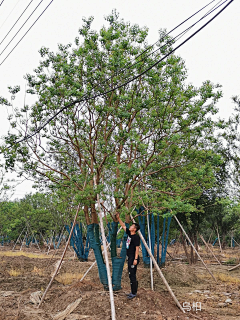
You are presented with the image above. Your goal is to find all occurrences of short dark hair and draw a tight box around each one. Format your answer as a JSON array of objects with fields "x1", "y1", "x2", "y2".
[{"x1": 133, "y1": 223, "x2": 140, "y2": 232}]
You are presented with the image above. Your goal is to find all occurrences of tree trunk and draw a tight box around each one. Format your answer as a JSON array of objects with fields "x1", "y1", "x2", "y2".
[
  {"x1": 110, "y1": 221, "x2": 128, "y2": 291},
  {"x1": 87, "y1": 223, "x2": 108, "y2": 289}
]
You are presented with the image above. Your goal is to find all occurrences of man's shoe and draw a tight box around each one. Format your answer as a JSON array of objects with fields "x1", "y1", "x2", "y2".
[{"x1": 127, "y1": 293, "x2": 136, "y2": 300}]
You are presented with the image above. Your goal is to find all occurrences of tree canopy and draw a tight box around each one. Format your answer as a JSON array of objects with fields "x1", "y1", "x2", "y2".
[{"x1": 1, "y1": 11, "x2": 239, "y2": 226}]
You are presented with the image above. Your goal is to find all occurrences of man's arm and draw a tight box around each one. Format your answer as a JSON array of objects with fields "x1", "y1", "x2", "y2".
[
  {"x1": 135, "y1": 246, "x2": 140, "y2": 260},
  {"x1": 115, "y1": 213, "x2": 126, "y2": 232},
  {"x1": 133, "y1": 246, "x2": 140, "y2": 265}
]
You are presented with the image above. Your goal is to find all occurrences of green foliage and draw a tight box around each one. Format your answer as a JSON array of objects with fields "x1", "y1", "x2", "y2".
[{"x1": 0, "y1": 192, "x2": 77, "y2": 240}]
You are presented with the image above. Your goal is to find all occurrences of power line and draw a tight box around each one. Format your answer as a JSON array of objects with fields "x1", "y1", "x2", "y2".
[
  {"x1": 1, "y1": 1, "x2": 220, "y2": 147},
  {"x1": 80, "y1": 0, "x2": 227, "y2": 107},
  {"x1": 0, "y1": 1, "x2": 53, "y2": 65},
  {"x1": 106, "y1": 0, "x2": 219, "y2": 82},
  {"x1": 0, "y1": 0, "x2": 5, "y2": 6},
  {"x1": 0, "y1": 0, "x2": 34, "y2": 46},
  {"x1": 125, "y1": 0, "x2": 227, "y2": 78},
  {"x1": 11, "y1": 0, "x2": 234, "y2": 144},
  {"x1": 0, "y1": 0, "x2": 44, "y2": 57},
  {"x1": 0, "y1": 0, "x2": 21, "y2": 30}
]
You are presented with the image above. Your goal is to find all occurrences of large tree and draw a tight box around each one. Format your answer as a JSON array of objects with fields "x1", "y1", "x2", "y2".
[{"x1": 1, "y1": 11, "x2": 230, "y2": 289}]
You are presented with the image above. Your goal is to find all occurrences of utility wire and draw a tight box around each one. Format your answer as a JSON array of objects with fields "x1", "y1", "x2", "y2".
[
  {"x1": 87, "y1": 0, "x2": 227, "y2": 98},
  {"x1": 0, "y1": 0, "x2": 34, "y2": 46},
  {"x1": 79, "y1": 0, "x2": 227, "y2": 108},
  {"x1": 0, "y1": 1, "x2": 53, "y2": 65},
  {"x1": 2, "y1": 0, "x2": 220, "y2": 143},
  {"x1": 0, "y1": 0, "x2": 5, "y2": 6},
  {"x1": 106, "y1": 0, "x2": 218, "y2": 81},
  {"x1": 0, "y1": 0, "x2": 44, "y2": 57},
  {"x1": 14, "y1": 0, "x2": 234, "y2": 143},
  {"x1": 0, "y1": 0, "x2": 21, "y2": 30},
  {"x1": 38, "y1": 1, "x2": 227, "y2": 110},
  {"x1": 117, "y1": 0, "x2": 227, "y2": 83}
]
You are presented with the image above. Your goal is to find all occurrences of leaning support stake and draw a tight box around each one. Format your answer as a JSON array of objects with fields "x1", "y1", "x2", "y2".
[
  {"x1": 228, "y1": 263, "x2": 240, "y2": 272},
  {"x1": 130, "y1": 214, "x2": 185, "y2": 313},
  {"x1": 216, "y1": 226, "x2": 222, "y2": 253},
  {"x1": 12, "y1": 227, "x2": 25, "y2": 251},
  {"x1": 38, "y1": 204, "x2": 81, "y2": 308},
  {"x1": 174, "y1": 216, "x2": 217, "y2": 282},
  {"x1": 199, "y1": 233, "x2": 221, "y2": 265},
  {"x1": 94, "y1": 177, "x2": 116, "y2": 320},
  {"x1": 147, "y1": 213, "x2": 154, "y2": 290}
]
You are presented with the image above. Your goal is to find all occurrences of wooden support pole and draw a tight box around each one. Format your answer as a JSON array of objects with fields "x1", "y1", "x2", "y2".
[
  {"x1": 216, "y1": 226, "x2": 222, "y2": 253},
  {"x1": 94, "y1": 177, "x2": 116, "y2": 320},
  {"x1": 130, "y1": 214, "x2": 185, "y2": 313},
  {"x1": 199, "y1": 234, "x2": 221, "y2": 265},
  {"x1": 147, "y1": 213, "x2": 154, "y2": 290},
  {"x1": 38, "y1": 204, "x2": 81, "y2": 308},
  {"x1": 12, "y1": 227, "x2": 25, "y2": 251},
  {"x1": 232, "y1": 238, "x2": 240, "y2": 247},
  {"x1": 207, "y1": 229, "x2": 213, "y2": 244},
  {"x1": 228, "y1": 263, "x2": 240, "y2": 271},
  {"x1": 20, "y1": 232, "x2": 27, "y2": 251},
  {"x1": 174, "y1": 216, "x2": 217, "y2": 282}
]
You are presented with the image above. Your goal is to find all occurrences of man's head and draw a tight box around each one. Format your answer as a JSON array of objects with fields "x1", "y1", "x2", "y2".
[{"x1": 129, "y1": 222, "x2": 140, "y2": 234}]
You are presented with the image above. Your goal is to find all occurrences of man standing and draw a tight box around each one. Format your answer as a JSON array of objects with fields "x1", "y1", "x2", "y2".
[{"x1": 116, "y1": 213, "x2": 140, "y2": 299}]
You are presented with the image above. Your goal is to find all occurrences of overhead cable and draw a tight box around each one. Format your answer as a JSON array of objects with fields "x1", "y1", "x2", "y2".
[
  {"x1": 108, "y1": 0, "x2": 218, "y2": 79},
  {"x1": 120, "y1": 0, "x2": 227, "y2": 80},
  {"x1": 0, "y1": 0, "x2": 34, "y2": 46},
  {"x1": 0, "y1": 0, "x2": 44, "y2": 57},
  {"x1": 0, "y1": 1, "x2": 54, "y2": 65},
  {"x1": 0, "y1": 0, "x2": 22, "y2": 31}
]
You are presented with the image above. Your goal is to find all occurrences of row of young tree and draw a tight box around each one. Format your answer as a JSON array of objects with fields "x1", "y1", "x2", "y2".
[
  {"x1": 1, "y1": 11, "x2": 240, "y2": 287},
  {"x1": 0, "y1": 191, "x2": 239, "y2": 247}
]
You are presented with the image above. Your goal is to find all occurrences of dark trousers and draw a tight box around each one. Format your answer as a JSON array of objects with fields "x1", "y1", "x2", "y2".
[{"x1": 127, "y1": 256, "x2": 139, "y2": 294}]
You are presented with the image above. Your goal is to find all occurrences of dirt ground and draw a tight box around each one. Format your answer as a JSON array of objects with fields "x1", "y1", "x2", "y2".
[{"x1": 0, "y1": 244, "x2": 240, "y2": 320}]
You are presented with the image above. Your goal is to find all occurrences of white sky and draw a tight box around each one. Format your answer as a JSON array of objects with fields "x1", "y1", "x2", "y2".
[{"x1": 0, "y1": 0, "x2": 239, "y2": 199}]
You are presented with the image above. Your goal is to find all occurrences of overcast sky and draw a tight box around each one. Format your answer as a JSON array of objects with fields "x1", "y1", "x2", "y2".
[{"x1": 0, "y1": 0, "x2": 238, "y2": 198}]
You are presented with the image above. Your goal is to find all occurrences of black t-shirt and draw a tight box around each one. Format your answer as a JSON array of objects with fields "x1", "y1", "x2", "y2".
[{"x1": 126, "y1": 228, "x2": 140, "y2": 257}]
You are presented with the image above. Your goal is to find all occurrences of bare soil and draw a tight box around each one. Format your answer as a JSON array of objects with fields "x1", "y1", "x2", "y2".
[{"x1": 0, "y1": 244, "x2": 240, "y2": 320}]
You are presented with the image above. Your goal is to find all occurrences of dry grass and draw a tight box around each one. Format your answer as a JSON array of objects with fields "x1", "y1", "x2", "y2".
[
  {"x1": 198, "y1": 271, "x2": 240, "y2": 285},
  {"x1": 32, "y1": 266, "x2": 45, "y2": 276},
  {"x1": 0, "y1": 250, "x2": 54, "y2": 259},
  {"x1": 8, "y1": 269, "x2": 22, "y2": 277},
  {"x1": 215, "y1": 272, "x2": 240, "y2": 284},
  {"x1": 55, "y1": 272, "x2": 84, "y2": 285}
]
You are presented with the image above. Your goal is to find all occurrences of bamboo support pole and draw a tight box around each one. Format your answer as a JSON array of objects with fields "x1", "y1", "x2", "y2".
[
  {"x1": 228, "y1": 263, "x2": 240, "y2": 271},
  {"x1": 38, "y1": 204, "x2": 81, "y2": 308},
  {"x1": 130, "y1": 214, "x2": 185, "y2": 313},
  {"x1": 207, "y1": 229, "x2": 213, "y2": 244},
  {"x1": 94, "y1": 177, "x2": 116, "y2": 320},
  {"x1": 174, "y1": 216, "x2": 217, "y2": 282},
  {"x1": 232, "y1": 238, "x2": 240, "y2": 246},
  {"x1": 12, "y1": 227, "x2": 25, "y2": 251},
  {"x1": 199, "y1": 234, "x2": 221, "y2": 265},
  {"x1": 26, "y1": 222, "x2": 41, "y2": 251},
  {"x1": 216, "y1": 226, "x2": 222, "y2": 253},
  {"x1": 147, "y1": 213, "x2": 154, "y2": 290},
  {"x1": 20, "y1": 232, "x2": 27, "y2": 251},
  {"x1": 47, "y1": 237, "x2": 52, "y2": 255}
]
